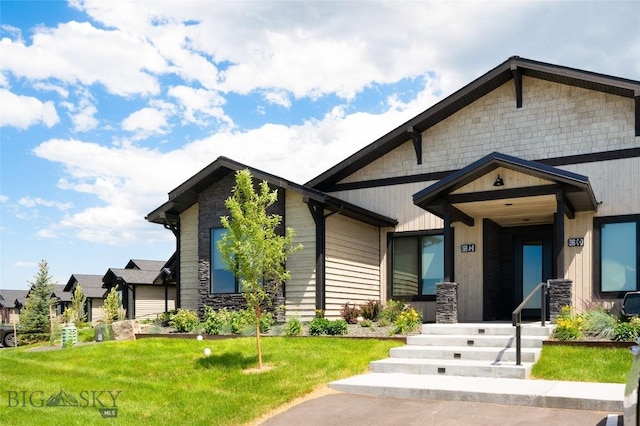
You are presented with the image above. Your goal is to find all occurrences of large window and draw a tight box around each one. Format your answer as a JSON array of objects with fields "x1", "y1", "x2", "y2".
[
  {"x1": 391, "y1": 231, "x2": 445, "y2": 300},
  {"x1": 595, "y1": 216, "x2": 640, "y2": 296},
  {"x1": 210, "y1": 228, "x2": 238, "y2": 293}
]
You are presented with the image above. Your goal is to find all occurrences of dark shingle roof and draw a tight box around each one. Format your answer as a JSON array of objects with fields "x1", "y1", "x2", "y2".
[
  {"x1": 0, "y1": 289, "x2": 28, "y2": 307},
  {"x1": 64, "y1": 274, "x2": 107, "y2": 299}
]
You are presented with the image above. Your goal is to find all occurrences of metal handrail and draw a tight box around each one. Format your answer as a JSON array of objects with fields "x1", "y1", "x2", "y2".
[{"x1": 512, "y1": 280, "x2": 548, "y2": 366}]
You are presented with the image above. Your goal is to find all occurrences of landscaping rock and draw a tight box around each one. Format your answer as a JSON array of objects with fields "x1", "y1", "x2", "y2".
[{"x1": 111, "y1": 320, "x2": 141, "y2": 341}]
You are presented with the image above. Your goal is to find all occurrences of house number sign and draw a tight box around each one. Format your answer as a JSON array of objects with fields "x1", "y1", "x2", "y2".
[
  {"x1": 461, "y1": 244, "x2": 475, "y2": 253},
  {"x1": 567, "y1": 238, "x2": 584, "y2": 247}
]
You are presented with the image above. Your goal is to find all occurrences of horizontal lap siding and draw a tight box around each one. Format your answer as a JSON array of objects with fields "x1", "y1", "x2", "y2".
[
  {"x1": 180, "y1": 204, "x2": 199, "y2": 311},
  {"x1": 325, "y1": 214, "x2": 380, "y2": 318},
  {"x1": 135, "y1": 286, "x2": 175, "y2": 320},
  {"x1": 284, "y1": 193, "x2": 317, "y2": 320},
  {"x1": 90, "y1": 299, "x2": 104, "y2": 323}
]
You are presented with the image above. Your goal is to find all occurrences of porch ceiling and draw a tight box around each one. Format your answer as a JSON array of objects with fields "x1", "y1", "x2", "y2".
[{"x1": 454, "y1": 194, "x2": 556, "y2": 227}]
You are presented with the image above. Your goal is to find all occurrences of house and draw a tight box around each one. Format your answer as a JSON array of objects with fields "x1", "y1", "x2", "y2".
[
  {"x1": 63, "y1": 274, "x2": 107, "y2": 323},
  {"x1": 147, "y1": 56, "x2": 640, "y2": 322},
  {"x1": 102, "y1": 256, "x2": 177, "y2": 320},
  {"x1": 52, "y1": 285, "x2": 73, "y2": 316},
  {"x1": 0, "y1": 289, "x2": 27, "y2": 324}
]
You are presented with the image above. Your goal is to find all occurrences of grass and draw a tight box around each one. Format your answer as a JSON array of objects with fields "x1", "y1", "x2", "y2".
[
  {"x1": 0, "y1": 337, "x2": 402, "y2": 425},
  {"x1": 531, "y1": 345, "x2": 633, "y2": 383}
]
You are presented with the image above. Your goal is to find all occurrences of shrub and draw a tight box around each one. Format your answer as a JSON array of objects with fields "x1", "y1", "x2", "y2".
[
  {"x1": 284, "y1": 316, "x2": 302, "y2": 336},
  {"x1": 391, "y1": 307, "x2": 422, "y2": 335},
  {"x1": 614, "y1": 322, "x2": 639, "y2": 342},
  {"x1": 360, "y1": 300, "x2": 382, "y2": 321},
  {"x1": 315, "y1": 309, "x2": 325, "y2": 319},
  {"x1": 308, "y1": 318, "x2": 331, "y2": 336},
  {"x1": 326, "y1": 319, "x2": 348, "y2": 335},
  {"x1": 202, "y1": 307, "x2": 274, "y2": 335},
  {"x1": 202, "y1": 306, "x2": 224, "y2": 335},
  {"x1": 552, "y1": 306, "x2": 582, "y2": 340},
  {"x1": 340, "y1": 303, "x2": 360, "y2": 324},
  {"x1": 169, "y1": 309, "x2": 200, "y2": 332},
  {"x1": 159, "y1": 310, "x2": 177, "y2": 326},
  {"x1": 359, "y1": 319, "x2": 373, "y2": 328},
  {"x1": 582, "y1": 308, "x2": 617, "y2": 340},
  {"x1": 380, "y1": 300, "x2": 406, "y2": 323}
]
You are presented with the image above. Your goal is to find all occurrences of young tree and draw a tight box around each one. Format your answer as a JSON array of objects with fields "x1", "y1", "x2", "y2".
[
  {"x1": 218, "y1": 169, "x2": 301, "y2": 369},
  {"x1": 102, "y1": 287, "x2": 123, "y2": 323},
  {"x1": 71, "y1": 284, "x2": 87, "y2": 326},
  {"x1": 20, "y1": 260, "x2": 56, "y2": 333}
]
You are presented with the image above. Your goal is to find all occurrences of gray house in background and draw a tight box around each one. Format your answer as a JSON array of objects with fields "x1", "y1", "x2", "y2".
[
  {"x1": 148, "y1": 56, "x2": 640, "y2": 322},
  {"x1": 63, "y1": 274, "x2": 107, "y2": 323},
  {"x1": 0, "y1": 289, "x2": 27, "y2": 324},
  {"x1": 102, "y1": 255, "x2": 177, "y2": 320}
]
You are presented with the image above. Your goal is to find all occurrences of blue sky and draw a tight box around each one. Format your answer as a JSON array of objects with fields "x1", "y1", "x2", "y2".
[{"x1": 1, "y1": 1, "x2": 639, "y2": 291}]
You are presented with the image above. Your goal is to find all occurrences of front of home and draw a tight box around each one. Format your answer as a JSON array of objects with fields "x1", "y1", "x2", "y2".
[{"x1": 148, "y1": 56, "x2": 640, "y2": 322}]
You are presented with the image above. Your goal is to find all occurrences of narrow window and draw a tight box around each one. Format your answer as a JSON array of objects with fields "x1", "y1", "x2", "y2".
[
  {"x1": 600, "y1": 221, "x2": 637, "y2": 292},
  {"x1": 211, "y1": 228, "x2": 236, "y2": 293}
]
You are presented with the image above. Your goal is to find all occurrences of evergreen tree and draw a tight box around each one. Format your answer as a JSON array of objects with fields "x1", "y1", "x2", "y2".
[
  {"x1": 20, "y1": 260, "x2": 56, "y2": 333},
  {"x1": 218, "y1": 169, "x2": 301, "y2": 369},
  {"x1": 71, "y1": 284, "x2": 87, "y2": 326}
]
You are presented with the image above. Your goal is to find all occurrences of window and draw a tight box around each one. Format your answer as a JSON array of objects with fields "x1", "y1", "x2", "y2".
[
  {"x1": 210, "y1": 228, "x2": 238, "y2": 293},
  {"x1": 391, "y1": 231, "x2": 445, "y2": 300},
  {"x1": 595, "y1": 215, "x2": 640, "y2": 296}
]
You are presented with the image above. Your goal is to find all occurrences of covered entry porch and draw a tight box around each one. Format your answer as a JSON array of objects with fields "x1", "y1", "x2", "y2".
[{"x1": 413, "y1": 152, "x2": 598, "y2": 321}]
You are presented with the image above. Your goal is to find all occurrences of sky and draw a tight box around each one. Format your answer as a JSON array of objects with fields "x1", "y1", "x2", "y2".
[{"x1": 1, "y1": 1, "x2": 639, "y2": 291}]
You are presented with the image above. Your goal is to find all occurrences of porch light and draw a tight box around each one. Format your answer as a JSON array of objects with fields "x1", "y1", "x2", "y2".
[{"x1": 493, "y1": 175, "x2": 504, "y2": 186}]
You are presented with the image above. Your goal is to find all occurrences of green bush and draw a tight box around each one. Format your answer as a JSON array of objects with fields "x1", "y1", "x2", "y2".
[
  {"x1": 168, "y1": 309, "x2": 200, "y2": 332},
  {"x1": 360, "y1": 300, "x2": 382, "y2": 321},
  {"x1": 582, "y1": 308, "x2": 617, "y2": 340},
  {"x1": 202, "y1": 306, "x2": 224, "y2": 335},
  {"x1": 359, "y1": 319, "x2": 373, "y2": 328},
  {"x1": 614, "y1": 322, "x2": 639, "y2": 342},
  {"x1": 17, "y1": 332, "x2": 49, "y2": 346},
  {"x1": 326, "y1": 319, "x2": 348, "y2": 335},
  {"x1": 308, "y1": 318, "x2": 331, "y2": 335},
  {"x1": 284, "y1": 316, "x2": 302, "y2": 337},
  {"x1": 201, "y1": 307, "x2": 274, "y2": 335},
  {"x1": 340, "y1": 303, "x2": 360, "y2": 324},
  {"x1": 380, "y1": 300, "x2": 406, "y2": 323},
  {"x1": 391, "y1": 306, "x2": 422, "y2": 335},
  {"x1": 552, "y1": 306, "x2": 582, "y2": 340}
]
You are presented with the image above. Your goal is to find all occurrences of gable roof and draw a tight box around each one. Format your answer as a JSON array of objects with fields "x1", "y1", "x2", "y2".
[
  {"x1": 412, "y1": 151, "x2": 598, "y2": 219},
  {"x1": 0, "y1": 289, "x2": 28, "y2": 308},
  {"x1": 64, "y1": 274, "x2": 107, "y2": 298},
  {"x1": 102, "y1": 268, "x2": 163, "y2": 287},
  {"x1": 307, "y1": 56, "x2": 640, "y2": 191},
  {"x1": 126, "y1": 259, "x2": 166, "y2": 271},
  {"x1": 52, "y1": 285, "x2": 72, "y2": 303},
  {"x1": 146, "y1": 156, "x2": 397, "y2": 228}
]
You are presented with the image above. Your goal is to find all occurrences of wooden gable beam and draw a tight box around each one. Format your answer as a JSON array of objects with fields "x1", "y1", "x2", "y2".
[
  {"x1": 511, "y1": 64, "x2": 523, "y2": 108},
  {"x1": 407, "y1": 126, "x2": 423, "y2": 165},
  {"x1": 634, "y1": 90, "x2": 640, "y2": 136}
]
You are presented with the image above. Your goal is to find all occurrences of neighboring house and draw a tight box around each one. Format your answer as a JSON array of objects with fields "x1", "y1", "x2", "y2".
[
  {"x1": 63, "y1": 274, "x2": 107, "y2": 323},
  {"x1": 52, "y1": 285, "x2": 73, "y2": 316},
  {"x1": 102, "y1": 255, "x2": 177, "y2": 320},
  {"x1": 147, "y1": 56, "x2": 640, "y2": 322},
  {"x1": 0, "y1": 289, "x2": 27, "y2": 324}
]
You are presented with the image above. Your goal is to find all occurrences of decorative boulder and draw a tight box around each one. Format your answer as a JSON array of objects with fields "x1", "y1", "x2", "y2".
[{"x1": 110, "y1": 320, "x2": 141, "y2": 341}]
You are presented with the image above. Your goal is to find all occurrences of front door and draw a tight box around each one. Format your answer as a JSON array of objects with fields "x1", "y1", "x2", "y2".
[{"x1": 514, "y1": 228, "x2": 553, "y2": 319}]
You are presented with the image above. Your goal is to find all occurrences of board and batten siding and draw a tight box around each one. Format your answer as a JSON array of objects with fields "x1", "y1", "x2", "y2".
[
  {"x1": 135, "y1": 286, "x2": 176, "y2": 319},
  {"x1": 179, "y1": 204, "x2": 199, "y2": 311},
  {"x1": 324, "y1": 214, "x2": 380, "y2": 318},
  {"x1": 284, "y1": 192, "x2": 317, "y2": 320}
]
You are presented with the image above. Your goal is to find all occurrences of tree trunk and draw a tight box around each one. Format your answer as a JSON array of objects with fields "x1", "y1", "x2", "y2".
[{"x1": 256, "y1": 306, "x2": 263, "y2": 369}]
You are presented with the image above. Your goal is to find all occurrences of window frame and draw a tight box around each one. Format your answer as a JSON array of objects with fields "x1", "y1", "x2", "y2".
[
  {"x1": 387, "y1": 229, "x2": 447, "y2": 302},
  {"x1": 594, "y1": 214, "x2": 640, "y2": 298},
  {"x1": 210, "y1": 227, "x2": 239, "y2": 294}
]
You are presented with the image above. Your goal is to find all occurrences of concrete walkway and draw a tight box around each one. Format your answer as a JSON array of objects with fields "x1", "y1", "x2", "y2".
[{"x1": 330, "y1": 372, "x2": 625, "y2": 412}]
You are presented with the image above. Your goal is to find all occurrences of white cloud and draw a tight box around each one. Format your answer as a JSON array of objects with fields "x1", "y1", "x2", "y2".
[
  {"x1": 60, "y1": 89, "x2": 99, "y2": 132},
  {"x1": 121, "y1": 102, "x2": 174, "y2": 138},
  {"x1": 18, "y1": 196, "x2": 73, "y2": 211},
  {"x1": 32, "y1": 82, "x2": 69, "y2": 98},
  {"x1": 15, "y1": 261, "x2": 37, "y2": 268},
  {"x1": 0, "y1": 89, "x2": 59, "y2": 129},
  {"x1": 167, "y1": 85, "x2": 232, "y2": 127},
  {"x1": 0, "y1": 195, "x2": 8, "y2": 203}
]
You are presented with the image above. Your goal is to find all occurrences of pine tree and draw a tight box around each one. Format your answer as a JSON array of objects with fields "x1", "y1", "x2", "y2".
[
  {"x1": 218, "y1": 169, "x2": 301, "y2": 369},
  {"x1": 20, "y1": 260, "x2": 56, "y2": 333}
]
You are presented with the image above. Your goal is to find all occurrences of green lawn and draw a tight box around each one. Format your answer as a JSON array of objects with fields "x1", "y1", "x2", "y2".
[
  {"x1": 0, "y1": 337, "x2": 402, "y2": 425},
  {"x1": 531, "y1": 345, "x2": 633, "y2": 383}
]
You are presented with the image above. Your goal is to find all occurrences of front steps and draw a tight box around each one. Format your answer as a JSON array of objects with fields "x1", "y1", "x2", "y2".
[
  {"x1": 329, "y1": 322, "x2": 627, "y2": 412},
  {"x1": 370, "y1": 322, "x2": 551, "y2": 379}
]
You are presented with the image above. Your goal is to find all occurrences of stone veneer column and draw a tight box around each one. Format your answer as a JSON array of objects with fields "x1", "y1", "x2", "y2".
[
  {"x1": 436, "y1": 282, "x2": 458, "y2": 324},
  {"x1": 548, "y1": 279, "x2": 573, "y2": 323}
]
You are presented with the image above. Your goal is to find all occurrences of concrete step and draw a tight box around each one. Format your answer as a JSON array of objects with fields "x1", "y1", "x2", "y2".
[
  {"x1": 406, "y1": 334, "x2": 547, "y2": 348},
  {"x1": 370, "y1": 357, "x2": 532, "y2": 379},
  {"x1": 329, "y1": 373, "x2": 624, "y2": 412},
  {"x1": 389, "y1": 345, "x2": 541, "y2": 363},
  {"x1": 421, "y1": 322, "x2": 553, "y2": 337}
]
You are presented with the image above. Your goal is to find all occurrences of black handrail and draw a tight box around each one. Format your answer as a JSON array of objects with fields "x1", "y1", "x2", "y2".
[{"x1": 512, "y1": 280, "x2": 548, "y2": 366}]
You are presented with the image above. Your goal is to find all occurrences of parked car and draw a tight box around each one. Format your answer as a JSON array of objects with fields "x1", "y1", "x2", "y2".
[
  {"x1": 623, "y1": 292, "x2": 640, "y2": 425},
  {"x1": 0, "y1": 324, "x2": 17, "y2": 347}
]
